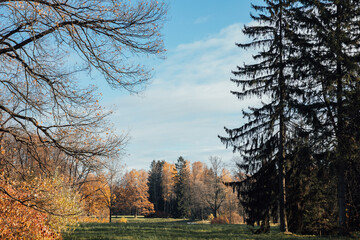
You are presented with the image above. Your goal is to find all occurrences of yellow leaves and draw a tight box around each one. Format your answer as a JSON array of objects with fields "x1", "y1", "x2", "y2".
[{"x1": 0, "y1": 175, "x2": 80, "y2": 239}]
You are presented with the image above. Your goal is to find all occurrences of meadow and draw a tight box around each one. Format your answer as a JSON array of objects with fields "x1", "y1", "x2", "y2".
[{"x1": 63, "y1": 216, "x2": 353, "y2": 240}]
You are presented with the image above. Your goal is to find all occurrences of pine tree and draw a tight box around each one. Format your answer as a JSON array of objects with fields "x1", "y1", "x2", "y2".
[{"x1": 219, "y1": 0, "x2": 300, "y2": 232}]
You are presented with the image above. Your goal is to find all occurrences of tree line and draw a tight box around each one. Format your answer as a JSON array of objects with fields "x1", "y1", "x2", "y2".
[
  {"x1": 145, "y1": 156, "x2": 242, "y2": 221},
  {"x1": 77, "y1": 156, "x2": 243, "y2": 224},
  {"x1": 219, "y1": 0, "x2": 360, "y2": 236}
]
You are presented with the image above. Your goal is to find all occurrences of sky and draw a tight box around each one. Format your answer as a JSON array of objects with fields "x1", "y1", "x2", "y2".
[{"x1": 99, "y1": 0, "x2": 263, "y2": 170}]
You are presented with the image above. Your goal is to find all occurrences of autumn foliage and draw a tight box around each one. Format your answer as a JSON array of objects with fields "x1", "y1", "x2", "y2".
[
  {"x1": 115, "y1": 169, "x2": 154, "y2": 217},
  {"x1": 210, "y1": 216, "x2": 230, "y2": 224},
  {"x1": 80, "y1": 174, "x2": 111, "y2": 218},
  {"x1": 0, "y1": 174, "x2": 80, "y2": 239}
]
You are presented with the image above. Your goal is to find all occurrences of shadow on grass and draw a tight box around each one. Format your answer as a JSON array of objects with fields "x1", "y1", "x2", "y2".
[{"x1": 63, "y1": 219, "x2": 351, "y2": 240}]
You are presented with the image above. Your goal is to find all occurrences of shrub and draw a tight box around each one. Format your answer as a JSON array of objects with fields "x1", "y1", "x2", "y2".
[
  {"x1": 119, "y1": 217, "x2": 127, "y2": 223},
  {"x1": 207, "y1": 213, "x2": 215, "y2": 221},
  {"x1": 211, "y1": 216, "x2": 229, "y2": 224},
  {"x1": 0, "y1": 174, "x2": 80, "y2": 239},
  {"x1": 228, "y1": 212, "x2": 244, "y2": 224}
]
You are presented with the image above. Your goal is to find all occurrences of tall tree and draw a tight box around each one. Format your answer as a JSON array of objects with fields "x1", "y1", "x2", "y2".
[
  {"x1": 161, "y1": 161, "x2": 177, "y2": 215},
  {"x1": 189, "y1": 161, "x2": 207, "y2": 219},
  {"x1": 174, "y1": 156, "x2": 191, "y2": 218},
  {"x1": 219, "y1": 0, "x2": 299, "y2": 232},
  {"x1": 148, "y1": 160, "x2": 165, "y2": 213},
  {"x1": 290, "y1": 0, "x2": 360, "y2": 233},
  {"x1": 115, "y1": 169, "x2": 154, "y2": 217},
  {"x1": 204, "y1": 156, "x2": 226, "y2": 218}
]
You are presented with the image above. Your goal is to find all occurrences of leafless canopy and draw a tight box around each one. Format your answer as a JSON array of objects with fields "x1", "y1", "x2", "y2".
[{"x1": 0, "y1": 0, "x2": 167, "y2": 177}]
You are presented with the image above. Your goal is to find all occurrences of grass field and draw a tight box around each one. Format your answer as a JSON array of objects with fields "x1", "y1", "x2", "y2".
[{"x1": 63, "y1": 216, "x2": 353, "y2": 240}]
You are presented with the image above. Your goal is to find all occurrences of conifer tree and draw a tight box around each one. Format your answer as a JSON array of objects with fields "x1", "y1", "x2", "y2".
[
  {"x1": 174, "y1": 156, "x2": 191, "y2": 218},
  {"x1": 219, "y1": 0, "x2": 299, "y2": 232},
  {"x1": 289, "y1": 0, "x2": 360, "y2": 233},
  {"x1": 148, "y1": 160, "x2": 165, "y2": 213}
]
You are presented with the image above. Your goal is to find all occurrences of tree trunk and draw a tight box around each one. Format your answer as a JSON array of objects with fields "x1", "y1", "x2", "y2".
[
  {"x1": 109, "y1": 208, "x2": 112, "y2": 223},
  {"x1": 255, "y1": 211, "x2": 270, "y2": 234},
  {"x1": 278, "y1": 0, "x2": 289, "y2": 232},
  {"x1": 279, "y1": 110, "x2": 288, "y2": 232},
  {"x1": 335, "y1": 3, "x2": 347, "y2": 235},
  {"x1": 278, "y1": 154, "x2": 288, "y2": 232},
  {"x1": 336, "y1": 57, "x2": 347, "y2": 235},
  {"x1": 338, "y1": 164, "x2": 346, "y2": 234}
]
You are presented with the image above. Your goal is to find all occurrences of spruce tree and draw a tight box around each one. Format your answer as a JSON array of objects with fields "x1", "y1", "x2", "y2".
[
  {"x1": 290, "y1": 0, "x2": 360, "y2": 233},
  {"x1": 148, "y1": 160, "x2": 165, "y2": 213},
  {"x1": 174, "y1": 156, "x2": 191, "y2": 218},
  {"x1": 219, "y1": 0, "x2": 300, "y2": 232},
  {"x1": 229, "y1": 160, "x2": 278, "y2": 233},
  {"x1": 286, "y1": 127, "x2": 338, "y2": 234}
]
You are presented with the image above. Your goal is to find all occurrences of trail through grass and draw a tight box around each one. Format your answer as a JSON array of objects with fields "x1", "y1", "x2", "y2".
[{"x1": 63, "y1": 216, "x2": 353, "y2": 240}]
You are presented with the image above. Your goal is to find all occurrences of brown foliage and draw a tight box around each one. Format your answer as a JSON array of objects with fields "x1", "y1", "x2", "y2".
[
  {"x1": 211, "y1": 216, "x2": 230, "y2": 224},
  {"x1": 116, "y1": 169, "x2": 154, "y2": 216},
  {"x1": 80, "y1": 173, "x2": 110, "y2": 218}
]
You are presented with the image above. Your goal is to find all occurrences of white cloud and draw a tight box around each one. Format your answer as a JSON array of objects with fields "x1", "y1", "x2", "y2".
[
  {"x1": 194, "y1": 16, "x2": 209, "y2": 24},
  {"x1": 107, "y1": 23, "x2": 259, "y2": 169}
]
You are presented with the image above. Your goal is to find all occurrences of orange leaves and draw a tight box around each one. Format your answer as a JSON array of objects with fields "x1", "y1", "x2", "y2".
[
  {"x1": 80, "y1": 173, "x2": 111, "y2": 218},
  {"x1": 161, "y1": 162, "x2": 176, "y2": 202},
  {"x1": 0, "y1": 175, "x2": 80, "y2": 239},
  {"x1": 116, "y1": 169, "x2": 154, "y2": 216}
]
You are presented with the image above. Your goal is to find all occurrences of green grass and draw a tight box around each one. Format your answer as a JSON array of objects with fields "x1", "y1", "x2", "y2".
[{"x1": 63, "y1": 217, "x2": 353, "y2": 240}]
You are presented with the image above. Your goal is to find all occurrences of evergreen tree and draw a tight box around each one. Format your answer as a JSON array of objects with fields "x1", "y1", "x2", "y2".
[
  {"x1": 286, "y1": 128, "x2": 337, "y2": 234},
  {"x1": 290, "y1": 0, "x2": 360, "y2": 233},
  {"x1": 148, "y1": 160, "x2": 165, "y2": 213},
  {"x1": 219, "y1": 0, "x2": 300, "y2": 232},
  {"x1": 174, "y1": 156, "x2": 191, "y2": 218},
  {"x1": 227, "y1": 160, "x2": 278, "y2": 233}
]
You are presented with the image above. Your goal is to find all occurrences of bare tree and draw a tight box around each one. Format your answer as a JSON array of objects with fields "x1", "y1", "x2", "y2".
[
  {"x1": 103, "y1": 160, "x2": 124, "y2": 223},
  {"x1": 205, "y1": 156, "x2": 226, "y2": 218},
  {"x1": 0, "y1": 0, "x2": 166, "y2": 214}
]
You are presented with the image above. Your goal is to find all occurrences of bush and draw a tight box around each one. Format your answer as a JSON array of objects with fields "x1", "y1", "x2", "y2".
[
  {"x1": 211, "y1": 216, "x2": 229, "y2": 224},
  {"x1": 119, "y1": 217, "x2": 127, "y2": 223},
  {"x1": 0, "y1": 174, "x2": 80, "y2": 239},
  {"x1": 228, "y1": 212, "x2": 244, "y2": 224},
  {"x1": 207, "y1": 213, "x2": 214, "y2": 221}
]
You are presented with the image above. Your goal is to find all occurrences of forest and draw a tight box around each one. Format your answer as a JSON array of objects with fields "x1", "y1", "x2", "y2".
[{"x1": 0, "y1": 0, "x2": 360, "y2": 239}]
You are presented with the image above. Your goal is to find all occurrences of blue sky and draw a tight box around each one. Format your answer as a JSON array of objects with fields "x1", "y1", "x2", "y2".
[{"x1": 100, "y1": 0, "x2": 263, "y2": 170}]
